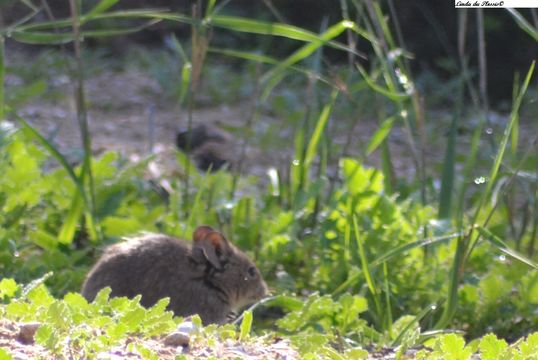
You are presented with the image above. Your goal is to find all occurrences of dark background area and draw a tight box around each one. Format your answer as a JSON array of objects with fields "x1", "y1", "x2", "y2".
[{"x1": 1, "y1": 0, "x2": 537, "y2": 102}]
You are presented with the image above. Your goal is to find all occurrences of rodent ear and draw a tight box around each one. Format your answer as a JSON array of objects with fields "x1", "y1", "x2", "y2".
[
  {"x1": 193, "y1": 225, "x2": 215, "y2": 242},
  {"x1": 194, "y1": 231, "x2": 230, "y2": 270}
]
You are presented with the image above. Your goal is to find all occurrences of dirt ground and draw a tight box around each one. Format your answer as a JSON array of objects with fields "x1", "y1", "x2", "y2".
[
  {"x1": 4, "y1": 45, "x2": 437, "y2": 185},
  {"x1": 4, "y1": 45, "x2": 537, "y2": 192}
]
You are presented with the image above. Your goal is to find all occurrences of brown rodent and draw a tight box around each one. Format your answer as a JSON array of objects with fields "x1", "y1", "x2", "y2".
[
  {"x1": 81, "y1": 226, "x2": 268, "y2": 324},
  {"x1": 175, "y1": 124, "x2": 231, "y2": 171}
]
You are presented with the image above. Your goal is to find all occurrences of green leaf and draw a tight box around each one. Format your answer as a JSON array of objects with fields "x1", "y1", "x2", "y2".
[
  {"x1": 519, "y1": 333, "x2": 538, "y2": 356},
  {"x1": 35, "y1": 323, "x2": 58, "y2": 350},
  {"x1": 471, "y1": 61, "x2": 535, "y2": 226},
  {"x1": 479, "y1": 334, "x2": 508, "y2": 360},
  {"x1": 366, "y1": 116, "x2": 395, "y2": 155},
  {"x1": 340, "y1": 158, "x2": 384, "y2": 196},
  {"x1": 102, "y1": 216, "x2": 143, "y2": 237},
  {"x1": 0, "y1": 37, "x2": 4, "y2": 121},
  {"x1": 356, "y1": 64, "x2": 409, "y2": 102},
  {"x1": 239, "y1": 310, "x2": 253, "y2": 341},
  {"x1": 15, "y1": 114, "x2": 88, "y2": 207},
  {"x1": 478, "y1": 226, "x2": 538, "y2": 269},
  {"x1": 32, "y1": 230, "x2": 59, "y2": 251},
  {"x1": 506, "y1": 9, "x2": 538, "y2": 41},
  {"x1": 0, "y1": 278, "x2": 19, "y2": 299},
  {"x1": 261, "y1": 21, "x2": 352, "y2": 98},
  {"x1": 85, "y1": 0, "x2": 120, "y2": 20},
  {"x1": 352, "y1": 215, "x2": 382, "y2": 321},
  {"x1": 303, "y1": 90, "x2": 338, "y2": 177},
  {"x1": 211, "y1": 16, "x2": 330, "y2": 42},
  {"x1": 433, "y1": 334, "x2": 472, "y2": 360},
  {"x1": 58, "y1": 190, "x2": 84, "y2": 244},
  {"x1": 63, "y1": 292, "x2": 90, "y2": 310},
  {"x1": 0, "y1": 348, "x2": 12, "y2": 360}
]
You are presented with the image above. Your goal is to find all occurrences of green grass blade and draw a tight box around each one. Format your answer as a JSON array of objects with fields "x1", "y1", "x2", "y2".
[
  {"x1": 15, "y1": 113, "x2": 99, "y2": 242},
  {"x1": 353, "y1": 214, "x2": 383, "y2": 325},
  {"x1": 506, "y1": 9, "x2": 538, "y2": 41},
  {"x1": 0, "y1": 37, "x2": 4, "y2": 121},
  {"x1": 209, "y1": 47, "x2": 332, "y2": 86},
  {"x1": 211, "y1": 15, "x2": 364, "y2": 57},
  {"x1": 58, "y1": 190, "x2": 84, "y2": 244},
  {"x1": 184, "y1": 171, "x2": 209, "y2": 239},
  {"x1": 239, "y1": 310, "x2": 253, "y2": 341},
  {"x1": 380, "y1": 140, "x2": 395, "y2": 195},
  {"x1": 303, "y1": 90, "x2": 339, "y2": 180},
  {"x1": 179, "y1": 62, "x2": 192, "y2": 106},
  {"x1": 205, "y1": 0, "x2": 217, "y2": 18},
  {"x1": 383, "y1": 262, "x2": 393, "y2": 335},
  {"x1": 471, "y1": 61, "x2": 535, "y2": 226},
  {"x1": 5, "y1": 10, "x2": 177, "y2": 34},
  {"x1": 261, "y1": 21, "x2": 352, "y2": 98},
  {"x1": 510, "y1": 75, "x2": 520, "y2": 157},
  {"x1": 435, "y1": 236, "x2": 465, "y2": 329},
  {"x1": 455, "y1": 119, "x2": 484, "y2": 225},
  {"x1": 12, "y1": 20, "x2": 161, "y2": 44},
  {"x1": 210, "y1": 47, "x2": 279, "y2": 64},
  {"x1": 11, "y1": 31, "x2": 74, "y2": 44},
  {"x1": 332, "y1": 231, "x2": 464, "y2": 295},
  {"x1": 436, "y1": 61, "x2": 534, "y2": 329},
  {"x1": 391, "y1": 302, "x2": 438, "y2": 346},
  {"x1": 478, "y1": 226, "x2": 538, "y2": 269},
  {"x1": 85, "y1": 0, "x2": 120, "y2": 20},
  {"x1": 366, "y1": 115, "x2": 395, "y2": 155},
  {"x1": 438, "y1": 80, "x2": 464, "y2": 219},
  {"x1": 370, "y1": 232, "x2": 464, "y2": 268},
  {"x1": 356, "y1": 64, "x2": 409, "y2": 102},
  {"x1": 14, "y1": 113, "x2": 88, "y2": 206},
  {"x1": 168, "y1": 34, "x2": 189, "y2": 63}
]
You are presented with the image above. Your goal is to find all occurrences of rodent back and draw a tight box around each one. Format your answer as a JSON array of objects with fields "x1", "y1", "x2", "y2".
[
  {"x1": 82, "y1": 235, "x2": 196, "y2": 303},
  {"x1": 82, "y1": 227, "x2": 268, "y2": 324}
]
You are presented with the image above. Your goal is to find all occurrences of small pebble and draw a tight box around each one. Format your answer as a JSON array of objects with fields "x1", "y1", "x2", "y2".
[
  {"x1": 176, "y1": 320, "x2": 197, "y2": 334},
  {"x1": 17, "y1": 322, "x2": 41, "y2": 344},
  {"x1": 163, "y1": 331, "x2": 190, "y2": 347}
]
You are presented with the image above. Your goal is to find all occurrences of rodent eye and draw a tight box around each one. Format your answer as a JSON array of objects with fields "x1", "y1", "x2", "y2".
[{"x1": 247, "y1": 266, "x2": 257, "y2": 278}]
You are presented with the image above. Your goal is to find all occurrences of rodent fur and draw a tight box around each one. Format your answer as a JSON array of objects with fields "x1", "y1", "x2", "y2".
[{"x1": 81, "y1": 226, "x2": 268, "y2": 324}]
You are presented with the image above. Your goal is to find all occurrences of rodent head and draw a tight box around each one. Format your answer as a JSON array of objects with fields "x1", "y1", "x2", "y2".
[{"x1": 192, "y1": 226, "x2": 269, "y2": 310}]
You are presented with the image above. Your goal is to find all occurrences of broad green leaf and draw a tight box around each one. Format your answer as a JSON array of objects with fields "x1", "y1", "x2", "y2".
[
  {"x1": 32, "y1": 230, "x2": 59, "y2": 251},
  {"x1": 340, "y1": 158, "x2": 384, "y2": 196},
  {"x1": 0, "y1": 278, "x2": 19, "y2": 298},
  {"x1": 0, "y1": 348, "x2": 12, "y2": 360},
  {"x1": 479, "y1": 334, "x2": 508, "y2": 360},
  {"x1": 102, "y1": 216, "x2": 143, "y2": 237},
  {"x1": 433, "y1": 334, "x2": 472, "y2": 359},
  {"x1": 519, "y1": 333, "x2": 538, "y2": 356},
  {"x1": 35, "y1": 324, "x2": 56, "y2": 349}
]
